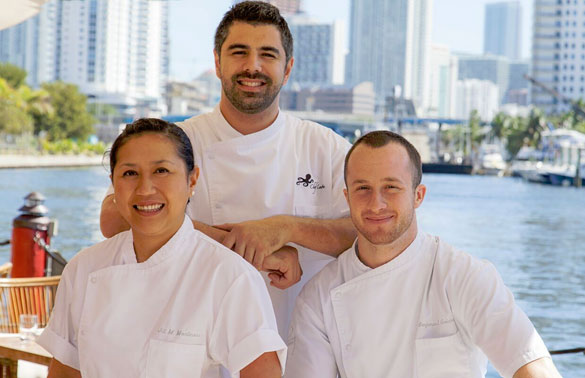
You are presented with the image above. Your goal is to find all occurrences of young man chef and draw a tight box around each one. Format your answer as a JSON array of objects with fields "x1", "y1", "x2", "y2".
[
  {"x1": 99, "y1": 1, "x2": 356, "y2": 338},
  {"x1": 285, "y1": 130, "x2": 561, "y2": 378}
]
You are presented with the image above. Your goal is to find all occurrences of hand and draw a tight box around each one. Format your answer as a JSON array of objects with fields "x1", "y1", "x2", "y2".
[
  {"x1": 261, "y1": 246, "x2": 302, "y2": 290},
  {"x1": 216, "y1": 216, "x2": 290, "y2": 270}
]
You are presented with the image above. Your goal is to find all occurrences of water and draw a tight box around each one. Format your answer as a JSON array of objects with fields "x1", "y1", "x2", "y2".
[
  {"x1": 0, "y1": 168, "x2": 583, "y2": 377},
  {"x1": 0, "y1": 166, "x2": 111, "y2": 260},
  {"x1": 419, "y1": 174, "x2": 585, "y2": 378}
]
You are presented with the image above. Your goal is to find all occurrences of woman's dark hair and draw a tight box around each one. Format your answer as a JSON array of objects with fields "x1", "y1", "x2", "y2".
[{"x1": 109, "y1": 118, "x2": 194, "y2": 177}]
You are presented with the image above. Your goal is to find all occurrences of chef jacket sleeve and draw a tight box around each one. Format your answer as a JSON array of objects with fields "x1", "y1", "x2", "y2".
[
  {"x1": 36, "y1": 264, "x2": 81, "y2": 370},
  {"x1": 449, "y1": 256, "x2": 550, "y2": 378},
  {"x1": 329, "y1": 133, "x2": 351, "y2": 218},
  {"x1": 209, "y1": 269, "x2": 287, "y2": 376},
  {"x1": 285, "y1": 294, "x2": 338, "y2": 378}
]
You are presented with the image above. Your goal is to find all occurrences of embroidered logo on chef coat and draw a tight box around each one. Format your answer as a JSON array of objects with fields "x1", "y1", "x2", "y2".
[{"x1": 296, "y1": 173, "x2": 325, "y2": 194}]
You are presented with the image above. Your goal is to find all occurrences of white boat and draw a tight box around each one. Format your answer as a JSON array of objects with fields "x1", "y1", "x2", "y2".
[{"x1": 478, "y1": 144, "x2": 507, "y2": 176}]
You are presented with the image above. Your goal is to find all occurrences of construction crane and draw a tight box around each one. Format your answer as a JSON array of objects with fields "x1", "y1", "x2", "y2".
[{"x1": 524, "y1": 74, "x2": 585, "y2": 119}]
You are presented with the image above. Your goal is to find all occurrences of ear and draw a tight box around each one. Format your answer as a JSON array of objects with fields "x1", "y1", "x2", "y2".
[
  {"x1": 214, "y1": 50, "x2": 221, "y2": 78},
  {"x1": 343, "y1": 187, "x2": 349, "y2": 205},
  {"x1": 189, "y1": 166, "x2": 200, "y2": 193},
  {"x1": 282, "y1": 57, "x2": 294, "y2": 86},
  {"x1": 413, "y1": 184, "x2": 426, "y2": 209}
]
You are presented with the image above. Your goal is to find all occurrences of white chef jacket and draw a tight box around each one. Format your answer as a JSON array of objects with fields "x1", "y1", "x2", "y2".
[
  {"x1": 37, "y1": 216, "x2": 286, "y2": 377},
  {"x1": 285, "y1": 232, "x2": 551, "y2": 378},
  {"x1": 178, "y1": 106, "x2": 351, "y2": 337}
]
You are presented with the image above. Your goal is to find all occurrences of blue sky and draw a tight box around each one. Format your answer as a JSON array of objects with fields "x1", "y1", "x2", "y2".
[{"x1": 169, "y1": 0, "x2": 533, "y2": 81}]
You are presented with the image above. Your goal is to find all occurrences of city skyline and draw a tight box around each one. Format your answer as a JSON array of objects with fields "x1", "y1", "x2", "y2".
[{"x1": 169, "y1": 0, "x2": 533, "y2": 82}]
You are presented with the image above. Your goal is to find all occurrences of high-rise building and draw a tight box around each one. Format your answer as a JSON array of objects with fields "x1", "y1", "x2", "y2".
[
  {"x1": 457, "y1": 54, "x2": 510, "y2": 105},
  {"x1": 455, "y1": 79, "x2": 499, "y2": 121},
  {"x1": 0, "y1": 1, "x2": 59, "y2": 88},
  {"x1": 424, "y1": 44, "x2": 458, "y2": 118},
  {"x1": 346, "y1": 0, "x2": 432, "y2": 109},
  {"x1": 531, "y1": 0, "x2": 585, "y2": 114},
  {"x1": 233, "y1": 0, "x2": 302, "y2": 15},
  {"x1": 506, "y1": 60, "x2": 530, "y2": 104},
  {"x1": 0, "y1": 0, "x2": 169, "y2": 116},
  {"x1": 287, "y1": 16, "x2": 345, "y2": 86},
  {"x1": 483, "y1": 1, "x2": 522, "y2": 60}
]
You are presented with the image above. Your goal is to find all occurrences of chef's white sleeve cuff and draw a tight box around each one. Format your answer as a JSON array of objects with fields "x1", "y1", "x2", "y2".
[
  {"x1": 36, "y1": 326, "x2": 80, "y2": 370},
  {"x1": 227, "y1": 328, "x2": 287, "y2": 376},
  {"x1": 499, "y1": 345, "x2": 551, "y2": 378}
]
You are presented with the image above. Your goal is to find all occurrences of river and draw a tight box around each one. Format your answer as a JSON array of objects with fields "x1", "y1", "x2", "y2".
[{"x1": 0, "y1": 167, "x2": 583, "y2": 377}]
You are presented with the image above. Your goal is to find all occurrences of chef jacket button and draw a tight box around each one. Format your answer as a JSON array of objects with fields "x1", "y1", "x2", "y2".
[
  {"x1": 334, "y1": 292, "x2": 341, "y2": 299},
  {"x1": 80, "y1": 330, "x2": 86, "y2": 336},
  {"x1": 215, "y1": 203, "x2": 222, "y2": 209},
  {"x1": 345, "y1": 344, "x2": 351, "y2": 351},
  {"x1": 208, "y1": 154, "x2": 214, "y2": 160},
  {"x1": 90, "y1": 277, "x2": 97, "y2": 284}
]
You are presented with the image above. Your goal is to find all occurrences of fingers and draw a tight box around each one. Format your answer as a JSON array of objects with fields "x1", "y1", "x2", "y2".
[
  {"x1": 252, "y1": 248, "x2": 268, "y2": 270},
  {"x1": 243, "y1": 247, "x2": 256, "y2": 267},
  {"x1": 214, "y1": 223, "x2": 234, "y2": 231},
  {"x1": 268, "y1": 272, "x2": 288, "y2": 290},
  {"x1": 222, "y1": 231, "x2": 237, "y2": 251}
]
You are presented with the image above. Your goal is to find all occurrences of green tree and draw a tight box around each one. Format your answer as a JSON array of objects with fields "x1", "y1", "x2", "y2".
[
  {"x1": 505, "y1": 108, "x2": 547, "y2": 157},
  {"x1": 32, "y1": 81, "x2": 95, "y2": 141},
  {"x1": 490, "y1": 112, "x2": 511, "y2": 141},
  {"x1": 0, "y1": 78, "x2": 37, "y2": 135},
  {"x1": 0, "y1": 63, "x2": 27, "y2": 88}
]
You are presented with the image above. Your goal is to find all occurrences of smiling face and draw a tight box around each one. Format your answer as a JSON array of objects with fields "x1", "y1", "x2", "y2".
[
  {"x1": 344, "y1": 142, "x2": 426, "y2": 249},
  {"x1": 112, "y1": 133, "x2": 197, "y2": 251},
  {"x1": 214, "y1": 21, "x2": 293, "y2": 115}
]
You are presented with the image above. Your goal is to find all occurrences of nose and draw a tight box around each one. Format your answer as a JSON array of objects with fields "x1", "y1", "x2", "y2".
[
  {"x1": 136, "y1": 174, "x2": 155, "y2": 196},
  {"x1": 243, "y1": 53, "x2": 261, "y2": 73},
  {"x1": 369, "y1": 191, "x2": 387, "y2": 211}
]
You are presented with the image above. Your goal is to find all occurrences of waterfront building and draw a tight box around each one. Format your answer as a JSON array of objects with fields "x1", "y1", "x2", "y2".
[
  {"x1": 345, "y1": 0, "x2": 432, "y2": 110},
  {"x1": 457, "y1": 54, "x2": 510, "y2": 105},
  {"x1": 166, "y1": 70, "x2": 221, "y2": 115},
  {"x1": 233, "y1": 0, "x2": 301, "y2": 15},
  {"x1": 287, "y1": 16, "x2": 345, "y2": 86},
  {"x1": 423, "y1": 44, "x2": 458, "y2": 118},
  {"x1": 280, "y1": 81, "x2": 375, "y2": 116},
  {"x1": 455, "y1": 79, "x2": 499, "y2": 121},
  {"x1": 506, "y1": 60, "x2": 530, "y2": 104},
  {"x1": 484, "y1": 1, "x2": 522, "y2": 60},
  {"x1": 531, "y1": 0, "x2": 585, "y2": 114},
  {"x1": 0, "y1": 1, "x2": 59, "y2": 88},
  {"x1": 0, "y1": 0, "x2": 169, "y2": 116}
]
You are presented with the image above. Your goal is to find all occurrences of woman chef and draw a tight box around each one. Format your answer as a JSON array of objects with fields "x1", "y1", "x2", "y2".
[{"x1": 38, "y1": 118, "x2": 286, "y2": 377}]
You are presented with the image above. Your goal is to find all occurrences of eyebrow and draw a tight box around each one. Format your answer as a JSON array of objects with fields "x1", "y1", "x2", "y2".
[
  {"x1": 119, "y1": 160, "x2": 177, "y2": 167},
  {"x1": 227, "y1": 44, "x2": 281, "y2": 56},
  {"x1": 350, "y1": 177, "x2": 402, "y2": 185},
  {"x1": 227, "y1": 43, "x2": 249, "y2": 51}
]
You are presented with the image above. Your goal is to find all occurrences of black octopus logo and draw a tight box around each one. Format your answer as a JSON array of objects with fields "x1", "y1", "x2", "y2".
[{"x1": 296, "y1": 174, "x2": 314, "y2": 187}]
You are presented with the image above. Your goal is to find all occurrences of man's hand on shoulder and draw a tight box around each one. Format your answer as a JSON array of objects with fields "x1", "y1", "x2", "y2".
[
  {"x1": 216, "y1": 216, "x2": 291, "y2": 270},
  {"x1": 261, "y1": 246, "x2": 302, "y2": 290},
  {"x1": 100, "y1": 194, "x2": 130, "y2": 238}
]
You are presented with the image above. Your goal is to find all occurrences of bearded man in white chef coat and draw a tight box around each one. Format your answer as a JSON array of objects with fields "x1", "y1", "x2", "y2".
[
  {"x1": 285, "y1": 130, "x2": 561, "y2": 378},
  {"x1": 100, "y1": 1, "x2": 356, "y2": 338}
]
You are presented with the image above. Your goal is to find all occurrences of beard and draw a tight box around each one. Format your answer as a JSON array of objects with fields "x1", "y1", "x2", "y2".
[
  {"x1": 221, "y1": 71, "x2": 282, "y2": 114},
  {"x1": 352, "y1": 209, "x2": 415, "y2": 246}
]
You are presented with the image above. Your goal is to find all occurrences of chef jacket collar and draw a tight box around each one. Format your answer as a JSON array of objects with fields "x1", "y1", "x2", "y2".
[
  {"x1": 350, "y1": 231, "x2": 424, "y2": 276},
  {"x1": 213, "y1": 105, "x2": 285, "y2": 143},
  {"x1": 121, "y1": 215, "x2": 193, "y2": 268}
]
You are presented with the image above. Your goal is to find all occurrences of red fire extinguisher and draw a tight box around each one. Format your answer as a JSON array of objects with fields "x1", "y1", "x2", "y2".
[{"x1": 10, "y1": 192, "x2": 57, "y2": 278}]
